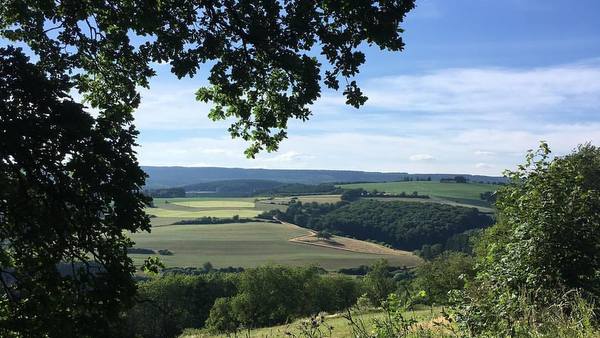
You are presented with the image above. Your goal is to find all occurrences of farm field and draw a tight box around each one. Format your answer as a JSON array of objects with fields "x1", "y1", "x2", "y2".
[
  {"x1": 255, "y1": 194, "x2": 342, "y2": 211},
  {"x1": 146, "y1": 197, "x2": 263, "y2": 226},
  {"x1": 338, "y1": 181, "x2": 495, "y2": 210},
  {"x1": 180, "y1": 306, "x2": 443, "y2": 337},
  {"x1": 128, "y1": 221, "x2": 421, "y2": 270},
  {"x1": 147, "y1": 195, "x2": 344, "y2": 226}
]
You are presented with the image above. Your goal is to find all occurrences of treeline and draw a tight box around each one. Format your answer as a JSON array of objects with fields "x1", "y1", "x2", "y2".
[
  {"x1": 341, "y1": 188, "x2": 429, "y2": 201},
  {"x1": 125, "y1": 265, "x2": 364, "y2": 337},
  {"x1": 415, "y1": 228, "x2": 483, "y2": 260},
  {"x1": 125, "y1": 259, "x2": 466, "y2": 338},
  {"x1": 183, "y1": 179, "x2": 341, "y2": 197},
  {"x1": 144, "y1": 187, "x2": 186, "y2": 198},
  {"x1": 264, "y1": 200, "x2": 493, "y2": 251}
]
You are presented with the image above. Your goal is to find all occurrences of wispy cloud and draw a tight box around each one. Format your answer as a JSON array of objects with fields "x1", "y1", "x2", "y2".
[
  {"x1": 135, "y1": 60, "x2": 600, "y2": 175},
  {"x1": 475, "y1": 163, "x2": 494, "y2": 169},
  {"x1": 358, "y1": 61, "x2": 600, "y2": 119},
  {"x1": 409, "y1": 154, "x2": 435, "y2": 161}
]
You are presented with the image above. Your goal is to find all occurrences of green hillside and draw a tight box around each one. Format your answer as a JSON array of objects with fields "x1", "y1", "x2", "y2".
[{"x1": 338, "y1": 181, "x2": 496, "y2": 208}]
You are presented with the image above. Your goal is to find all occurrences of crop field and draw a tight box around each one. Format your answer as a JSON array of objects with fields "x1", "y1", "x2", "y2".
[
  {"x1": 128, "y1": 221, "x2": 421, "y2": 270},
  {"x1": 338, "y1": 181, "x2": 496, "y2": 210},
  {"x1": 146, "y1": 197, "x2": 263, "y2": 226}
]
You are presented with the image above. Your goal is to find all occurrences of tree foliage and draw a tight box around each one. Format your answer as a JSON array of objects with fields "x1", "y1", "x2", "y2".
[
  {"x1": 0, "y1": 1, "x2": 416, "y2": 335},
  {"x1": 0, "y1": 47, "x2": 149, "y2": 337},
  {"x1": 275, "y1": 200, "x2": 493, "y2": 250},
  {"x1": 459, "y1": 143, "x2": 600, "y2": 335},
  {"x1": 413, "y1": 252, "x2": 474, "y2": 305},
  {"x1": 125, "y1": 273, "x2": 237, "y2": 338},
  {"x1": 1, "y1": 0, "x2": 415, "y2": 156}
]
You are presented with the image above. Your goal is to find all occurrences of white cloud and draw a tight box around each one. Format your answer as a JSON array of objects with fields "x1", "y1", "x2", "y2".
[
  {"x1": 409, "y1": 154, "x2": 435, "y2": 161},
  {"x1": 134, "y1": 59, "x2": 600, "y2": 175},
  {"x1": 475, "y1": 162, "x2": 494, "y2": 169},
  {"x1": 360, "y1": 61, "x2": 600, "y2": 118}
]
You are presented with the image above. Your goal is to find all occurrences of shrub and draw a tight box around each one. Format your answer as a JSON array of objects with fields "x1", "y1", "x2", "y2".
[
  {"x1": 457, "y1": 143, "x2": 600, "y2": 336},
  {"x1": 125, "y1": 274, "x2": 236, "y2": 338},
  {"x1": 413, "y1": 252, "x2": 474, "y2": 305},
  {"x1": 205, "y1": 298, "x2": 239, "y2": 334}
]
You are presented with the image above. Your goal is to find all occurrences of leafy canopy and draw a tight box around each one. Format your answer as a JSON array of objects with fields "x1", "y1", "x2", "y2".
[
  {"x1": 0, "y1": 46, "x2": 149, "y2": 337},
  {"x1": 0, "y1": 1, "x2": 415, "y2": 335},
  {"x1": 1, "y1": 0, "x2": 415, "y2": 156},
  {"x1": 459, "y1": 143, "x2": 600, "y2": 335}
]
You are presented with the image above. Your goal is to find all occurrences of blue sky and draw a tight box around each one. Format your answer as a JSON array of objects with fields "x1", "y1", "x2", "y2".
[{"x1": 14, "y1": 0, "x2": 600, "y2": 175}]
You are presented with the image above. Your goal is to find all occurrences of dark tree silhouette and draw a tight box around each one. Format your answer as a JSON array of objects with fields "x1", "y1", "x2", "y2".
[
  {"x1": 1, "y1": 0, "x2": 415, "y2": 156},
  {"x1": 0, "y1": 47, "x2": 149, "y2": 337},
  {"x1": 1, "y1": 1, "x2": 416, "y2": 335}
]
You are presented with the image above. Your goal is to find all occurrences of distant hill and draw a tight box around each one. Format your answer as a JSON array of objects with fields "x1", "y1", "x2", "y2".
[
  {"x1": 183, "y1": 180, "x2": 340, "y2": 197},
  {"x1": 142, "y1": 166, "x2": 506, "y2": 189}
]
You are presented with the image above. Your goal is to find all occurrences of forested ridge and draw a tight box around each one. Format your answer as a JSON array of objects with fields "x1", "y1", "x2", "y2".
[{"x1": 267, "y1": 199, "x2": 494, "y2": 251}]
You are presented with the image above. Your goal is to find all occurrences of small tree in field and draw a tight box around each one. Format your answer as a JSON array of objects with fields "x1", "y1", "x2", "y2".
[{"x1": 316, "y1": 229, "x2": 333, "y2": 240}]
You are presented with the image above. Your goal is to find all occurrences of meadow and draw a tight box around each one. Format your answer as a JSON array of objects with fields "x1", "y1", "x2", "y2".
[
  {"x1": 180, "y1": 307, "x2": 443, "y2": 338},
  {"x1": 129, "y1": 221, "x2": 421, "y2": 270},
  {"x1": 146, "y1": 197, "x2": 263, "y2": 226},
  {"x1": 147, "y1": 195, "x2": 344, "y2": 226},
  {"x1": 338, "y1": 181, "x2": 496, "y2": 211}
]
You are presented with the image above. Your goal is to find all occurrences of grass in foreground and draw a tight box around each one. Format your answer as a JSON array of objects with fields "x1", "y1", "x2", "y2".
[{"x1": 180, "y1": 307, "x2": 442, "y2": 338}]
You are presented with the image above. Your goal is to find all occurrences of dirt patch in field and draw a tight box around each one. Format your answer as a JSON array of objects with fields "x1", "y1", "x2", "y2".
[{"x1": 282, "y1": 221, "x2": 415, "y2": 258}]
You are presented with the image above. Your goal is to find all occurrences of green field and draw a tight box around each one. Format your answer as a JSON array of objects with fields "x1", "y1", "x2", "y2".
[
  {"x1": 339, "y1": 181, "x2": 496, "y2": 211},
  {"x1": 146, "y1": 197, "x2": 263, "y2": 225},
  {"x1": 129, "y1": 222, "x2": 422, "y2": 270}
]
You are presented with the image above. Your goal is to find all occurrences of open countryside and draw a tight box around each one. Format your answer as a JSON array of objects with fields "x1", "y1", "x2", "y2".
[
  {"x1": 129, "y1": 220, "x2": 421, "y2": 270},
  {"x1": 5, "y1": 1, "x2": 599, "y2": 337},
  {"x1": 339, "y1": 181, "x2": 495, "y2": 211}
]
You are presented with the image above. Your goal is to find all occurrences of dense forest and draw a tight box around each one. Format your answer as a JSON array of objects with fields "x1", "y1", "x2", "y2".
[{"x1": 266, "y1": 200, "x2": 493, "y2": 251}]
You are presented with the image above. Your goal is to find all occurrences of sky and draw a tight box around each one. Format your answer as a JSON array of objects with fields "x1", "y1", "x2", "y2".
[{"x1": 14, "y1": 0, "x2": 600, "y2": 175}]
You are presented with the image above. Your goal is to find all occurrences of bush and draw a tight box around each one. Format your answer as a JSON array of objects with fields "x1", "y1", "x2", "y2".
[
  {"x1": 362, "y1": 260, "x2": 397, "y2": 306},
  {"x1": 413, "y1": 252, "x2": 474, "y2": 305},
  {"x1": 124, "y1": 274, "x2": 236, "y2": 338},
  {"x1": 205, "y1": 298, "x2": 239, "y2": 334},
  {"x1": 456, "y1": 143, "x2": 600, "y2": 336},
  {"x1": 203, "y1": 265, "x2": 362, "y2": 333}
]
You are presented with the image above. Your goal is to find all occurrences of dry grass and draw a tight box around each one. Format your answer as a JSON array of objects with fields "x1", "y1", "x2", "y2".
[{"x1": 284, "y1": 222, "x2": 419, "y2": 260}]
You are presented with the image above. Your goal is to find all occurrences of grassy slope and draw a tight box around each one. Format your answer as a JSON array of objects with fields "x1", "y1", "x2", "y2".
[
  {"x1": 129, "y1": 222, "x2": 421, "y2": 270},
  {"x1": 180, "y1": 307, "x2": 442, "y2": 338},
  {"x1": 339, "y1": 181, "x2": 495, "y2": 210}
]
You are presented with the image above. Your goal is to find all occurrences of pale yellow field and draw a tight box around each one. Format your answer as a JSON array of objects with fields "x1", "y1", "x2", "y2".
[
  {"x1": 145, "y1": 208, "x2": 261, "y2": 218},
  {"x1": 171, "y1": 200, "x2": 255, "y2": 208}
]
